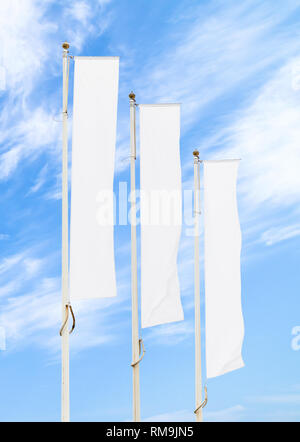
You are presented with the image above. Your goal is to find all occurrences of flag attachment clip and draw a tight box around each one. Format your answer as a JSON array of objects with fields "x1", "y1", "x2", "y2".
[
  {"x1": 59, "y1": 304, "x2": 76, "y2": 336},
  {"x1": 52, "y1": 111, "x2": 70, "y2": 123},
  {"x1": 194, "y1": 385, "x2": 208, "y2": 414},
  {"x1": 131, "y1": 338, "x2": 145, "y2": 367}
]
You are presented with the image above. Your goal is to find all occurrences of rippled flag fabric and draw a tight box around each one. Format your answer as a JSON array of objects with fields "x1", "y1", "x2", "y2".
[
  {"x1": 139, "y1": 104, "x2": 184, "y2": 328},
  {"x1": 204, "y1": 160, "x2": 244, "y2": 378}
]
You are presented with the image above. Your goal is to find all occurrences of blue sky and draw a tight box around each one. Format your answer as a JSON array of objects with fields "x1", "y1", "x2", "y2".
[{"x1": 0, "y1": 0, "x2": 300, "y2": 422}]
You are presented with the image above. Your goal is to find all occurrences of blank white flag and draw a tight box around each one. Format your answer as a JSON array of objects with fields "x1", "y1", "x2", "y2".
[
  {"x1": 204, "y1": 160, "x2": 244, "y2": 378},
  {"x1": 140, "y1": 104, "x2": 184, "y2": 328},
  {"x1": 70, "y1": 57, "x2": 119, "y2": 300}
]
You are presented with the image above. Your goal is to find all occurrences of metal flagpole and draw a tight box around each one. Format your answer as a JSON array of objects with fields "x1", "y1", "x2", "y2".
[
  {"x1": 129, "y1": 92, "x2": 141, "y2": 422},
  {"x1": 61, "y1": 41, "x2": 71, "y2": 422},
  {"x1": 193, "y1": 150, "x2": 203, "y2": 422}
]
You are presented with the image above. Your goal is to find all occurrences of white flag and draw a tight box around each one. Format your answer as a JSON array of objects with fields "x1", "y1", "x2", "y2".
[
  {"x1": 70, "y1": 57, "x2": 119, "y2": 300},
  {"x1": 204, "y1": 160, "x2": 244, "y2": 378},
  {"x1": 140, "y1": 104, "x2": 184, "y2": 328}
]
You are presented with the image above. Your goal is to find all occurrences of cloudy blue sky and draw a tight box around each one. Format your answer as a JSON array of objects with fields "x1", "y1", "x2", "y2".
[{"x1": 0, "y1": 0, "x2": 300, "y2": 422}]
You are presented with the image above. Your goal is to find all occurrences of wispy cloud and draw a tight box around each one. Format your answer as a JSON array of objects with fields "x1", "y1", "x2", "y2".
[
  {"x1": 114, "y1": 0, "x2": 300, "y2": 252},
  {"x1": 0, "y1": 273, "x2": 126, "y2": 354},
  {"x1": 134, "y1": 1, "x2": 300, "y2": 126},
  {"x1": 260, "y1": 224, "x2": 300, "y2": 246},
  {"x1": 27, "y1": 165, "x2": 48, "y2": 194},
  {"x1": 215, "y1": 58, "x2": 300, "y2": 210},
  {"x1": 0, "y1": 254, "x2": 24, "y2": 275},
  {"x1": 0, "y1": 247, "x2": 130, "y2": 354},
  {"x1": 145, "y1": 320, "x2": 194, "y2": 345},
  {"x1": 0, "y1": 0, "x2": 57, "y2": 96},
  {"x1": 67, "y1": 1, "x2": 92, "y2": 25},
  {"x1": 0, "y1": 281, "x2": 19, "y2": 298},
  {"x1": 0, "y1": 0, "x2": 114, "y2": 182}
]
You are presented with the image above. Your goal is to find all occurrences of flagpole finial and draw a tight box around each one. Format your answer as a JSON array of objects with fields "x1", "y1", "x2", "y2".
[
  {"x1": 62, "y1": 42, "x2": 70, "y2": 50},
  {"x1": 129, "y1": 91, "x2": 136, "y2": 101},
  {"x1": 193, "y1": 150, "x2": 199, "y2": 157}
]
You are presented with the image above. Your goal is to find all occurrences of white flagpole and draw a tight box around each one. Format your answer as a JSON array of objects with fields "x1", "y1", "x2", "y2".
[
  {"x1": 193, "y1": 150, "x2": 203, "y2": 422},
  {"x1": 129, "y1": 92, "x2": 141, "y2": 422},
  {"x1": 61, "y1": 42, "x2": 70, "y2": 422}
]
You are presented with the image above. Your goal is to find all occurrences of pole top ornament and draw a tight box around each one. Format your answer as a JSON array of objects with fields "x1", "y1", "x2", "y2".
[
  {"x1": 193, "y1": 150, "x2": 200, "y2": 157},
  {"x1": 129, "y1": 91, "x2": 136, "y2": 101},
  {"x1": 62, "y1": 42, "x2": 70, "y2": 50}
]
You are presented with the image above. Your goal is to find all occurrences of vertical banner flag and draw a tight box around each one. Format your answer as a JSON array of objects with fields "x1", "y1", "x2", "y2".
[
  {"x1": 140, "y1": 104, "x2": 184, "y2": 328},
  {"x1": 204, "y1": 160, "x2": 244, "y2": 378},
  {"x1": 70, "y1": 57, "x2": 119, "y2": 300}
]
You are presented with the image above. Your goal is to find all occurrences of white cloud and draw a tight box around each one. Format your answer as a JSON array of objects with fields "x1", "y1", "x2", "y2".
[
  {"x1": 0, "y1": 276, "x2": 122, "y2": 353},
  {"x1": 198, "y1": 57, "x2": 300, "y2": 248},
  {"x1": 0, "y1": 281, "x2": 19, "y2": 298},
  {"x1": 145, "y1": 320, "x2": 194, "y2": 345},
  {"x1": 0, "y1": 146, "x2": 23, "y2": 180},
  {"x1": 23, "y1": 258, "x2": 43, "y2": 277},
  {"x1": 0, "y1": 0, "x2": 112, "y2": 95},
  {"x1": 0, "y1": 252, "x2": 47, "y2": 302},
  {"x1": 0, "y1": 254, "x2": 23, "y2": 275},
  {"x1": 63, "y1": 0, "x2": 111, "y2": 51},
  {"x1": 0, "y1": 252, "x2": 44, "y2": 280},
  {"x1": 134, "y1": 2, "x2": 300, "y2": 247},
  {"x1": 115, "y1": 0, "x2": 300, "y2": 250},
  {"x1": 0, "y1": 0, "x2": 57, "y2": 95},
  {"x1": 0, "y1": 277, "x2": 60, "y2": 348},
  {"x1": 215, "y1": 59, "x2": 300, "y2": 210},
  {"x1": 134, "y1": 1, "x2": 299, "y2": 128},
  {"x1": 27, "y1": 165, "x2": 48, "y2": 194},
  {"x1": 117, "y1": 1, "x2": 300, "y2": 175},
  {"x1": 67, "y1": 1, "x2": 92, "y2": 25},
  {"x1": 0, "y1": 247, "x2": 129, "y2": 353},
  {"x1": 260, "y1": 224, "x2": 300, "y2": 246},
  {"x1": 0, "y1": 0, "x2": 113, "y2": 181},
  {"x1": 0, "y1": 107, "x2": 60, "y2": 180}
]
